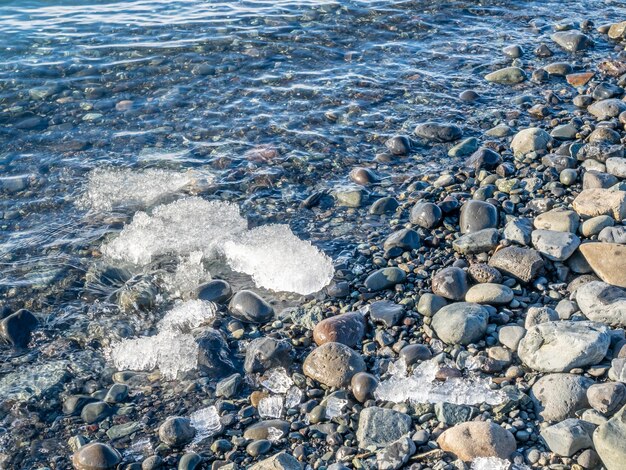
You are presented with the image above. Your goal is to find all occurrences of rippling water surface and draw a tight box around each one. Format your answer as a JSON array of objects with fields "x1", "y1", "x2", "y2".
[{"x1": 0, "y1": 1, "x2": 623, "y2": 458}]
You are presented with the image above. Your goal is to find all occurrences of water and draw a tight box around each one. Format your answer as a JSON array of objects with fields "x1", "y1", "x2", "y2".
[{"x1": 0, "y1": 0, "x2": 622, "y2": 466}]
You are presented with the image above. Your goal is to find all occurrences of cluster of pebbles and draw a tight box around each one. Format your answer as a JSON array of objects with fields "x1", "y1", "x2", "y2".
[{"x1": 4, "y1": 14, "x2": 626, "y2": 470}]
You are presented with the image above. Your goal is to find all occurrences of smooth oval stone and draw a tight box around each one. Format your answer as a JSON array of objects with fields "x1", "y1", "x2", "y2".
[
  {"x1": 510, "y1": 127, "x2": 552, "y2": 156},
  {"x1": 551, "y1": 30, "x2": 593, "y2": 52},
  {"x1": 431, "y1": 267, "x2": 468, "y2": 301},
  {"x1": 384, "y1": 135, "x2": 411, "y2": 155},
  {"x1": 351, "y1": 372, "x2": 378, "y2": 403},
  {"x1": 399, "y1": 344, "x2": 432, "y2": 365},
  {"x1": 196, "y1": 279, "x2": 232, "y2": 304},
  {"x1": 414, "y1": 122, "x2": 462, "y2": 142},
  {"x1": 313, "y1": 312, "x2": 365, "y2": 347},
  {"x1": 246, "y1": 440, "x2": 271, "y2": 457},
  {"x1": 459, "y1": 200, "x2": 498, "y2": 234},
  {"x1": 437, "y1": 421, "x2": 516, "y2": 461},
  {"x1": 364, "y1": 267, "x2": 406, "y2": 291},
  {"x1": 383, "y1": 228, "x2": 420, "y2": 256},
  {"x1": 464, "y1": 147, "x2": 502, "y2": 171},
  {"x1": 349, "y1": 167, "x2": 379, "y2": 185},
  {"x1": 369, "y1": 197, "x2": 399, "y2": 215},
  {"x1": 465, "y1": 283, "x2": 513, "y2": 305},
  {"x1": 71, "y1": 442, "x2": 122, "y2": 470},
  {"x1": 544, "y1": 62, "x2": 573, "y2": 76},
  {"x1": 243, "y1": 420, "x2": 290, "y2": 440},
  {"x1": 459, "y1": 90, "x2": 480, "y2": 101},
  {"x1": 0, "y1": 309, "x2": 38, "y2": 348},
  {"x1": 178, "y1": 452, "x2": 202, "y2": 470},
  {"x1": 104, "y1": 383, "x2": 129, "y2": 404},
  {"x1": 431, "y1": 302, "x2": 489, "y2": 345},
  {"x1": 228, "y1": 290, "x2": 274, "y2": 324},
  {"x1": 503, "y1": 44, "x2": 523, "y2": 58},
  {"x1": 303, "y1": 342, "x2": 366, "y2": 388},
  {"x1": 159, "y1": 417, "x2": 196, "y2": 447},
  {"x1": 410, "y1": 202, "x2": 442, "y2": 229},
  {"x1": 81, "y1": 402, "x2": 113, "y2": 424},
  {"x1": 484, "y1": 66, "x2": 526, "y2": 84}
]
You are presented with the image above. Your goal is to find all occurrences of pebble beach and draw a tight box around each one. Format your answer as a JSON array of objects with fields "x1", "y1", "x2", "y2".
[{"x1": 2, "y1": 1, "x2": 626, "y2": 470}]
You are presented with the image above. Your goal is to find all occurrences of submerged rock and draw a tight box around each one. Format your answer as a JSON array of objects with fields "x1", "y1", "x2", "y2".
[
  {"x1": 414, "y1": 122, "x2": 462, "y2": 142},
  {"x1": 484, "y1": 67, "x2": 526, "y2": 84}
]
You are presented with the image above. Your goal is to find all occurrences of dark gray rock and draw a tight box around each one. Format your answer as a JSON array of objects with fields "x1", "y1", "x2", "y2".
[
  {"x1": 383, "y1": 229, "x2": 420, "y2": 256},
  {"x1": 459, "y1": 200, "x2": 498, "y2": 233},
  {"x1": 414, "y1": 122, "x2": 462, "y2": 142},
  {"x1": 0, "y1": 309, "x2": 38, "y2": 348},
  {"x1": 431, "y1": 267, "x2": 468, "y2": 301},
  {"x1": 244, "y1": 337, "x2": 292, "y2": 374},
  {"x1": 356, "y1": 406, "x2": 412, "y2": 449},
  {"x1": 369, "y1": 300, "x2": 404, "y2": 327},
  {"x1": 551, "y1": 30, "x2": 593, "y2": 52},
  {"x1": 377, "y1": 436, "x2": 416, "y2": 470},
  {"x1": 228, "y1": 290, "x2": 274, "y2": 324},
  {"x1": 364, "y1": 267, "x2": 406, "y2": 291},
  {"x1": 196, "y1": 280, "x2": 232, "y2": 304},
  {"x1": 488, "y1": 246, "x2": 545, "y2": 283},
  {"x1": 81, "y1": 401, "x2": 114, "y2": 424},
  {"x1": 71, "y1": 442, "x2": 121, "y2": 470},
  {"x1": 409, "y1": 202, "x2": 442, "y2": 229},
  {"x1": 195, "y1": 328, "x2": 236, "y2": 377},
  {"x1": 159, "y1": 417, "x2": 195, "y2": 447},
  {"x1": 452, "y1": 228, "x2": 499, "y2": 254}
]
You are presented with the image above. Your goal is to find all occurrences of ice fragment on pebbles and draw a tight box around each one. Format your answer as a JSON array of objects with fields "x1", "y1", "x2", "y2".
[
  {"x1": 285, "y1": 386, "x2": 303, "y2": 409},
  {"x1": 375, "y1": 358, "x2": 505, "y2": 406},
  {"x1": 222, "y1": 224, "x2": 334, "y2": 295},
  {"x1": 158, "y1": 299, "x2": 216, "y2": 331},
  {"x1": 103, "y1": 197, "x2": 247, "y2": 265},
  {"x1": 80, "y1": 168, "x2": 210, "y2": 211},
  {"x1": 258, "y1": 396, "x2": 284, "y2": 418},
  {"x1": 188, "y1": 406, "x2": 222, "y2": 445},
  {"x1": 261, "y1": 368, "x2": 294, "y2": 394},
  {"x1": 162, "y1": 251, "x2": 212, "y2": 298},
  {"x1": 325, "y1": 396, "x2": 348, "y2": 419},
  {"x1": 471, "y1": 457, "x2": 530, "y2": 470}
]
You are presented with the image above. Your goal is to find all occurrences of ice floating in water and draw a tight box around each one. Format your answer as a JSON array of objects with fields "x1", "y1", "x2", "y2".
[
  {"x1": 375, "y1": 358, "x2": 505, "y2": 406},
  {"x1": 103, "y1": 197, "x2": 247, "y2": 265},
  {"x1": 189, "y1": 406, "x2": 222, "y2": 445},
  {"x1": 258, "y1": 395, "x2": 284, "y2": 418},
  {"x1": 103, "y1": 197, "x2": 334, "y2": 294},
  {"x1": 110, "y1": 329, "x2": 198, "y2": 380},
  {"x1": 261, "y1": 368, "x2": 294, "y2": 394},
  {"x1": 471, "y1": 458, "x2": 530, "y2": 470},
  {"x1": 223, "y1": 224, "x2": 334, "y2": 295},
  {"x1": 163, "y1": 252, "x2": 212, "y2": 298},
  {"x1": 110, "y1": 299, "x2": 216, "y2": 379},
  {"x1": 80, "y1": 168, "x2": 209, "y2": 211},
  {"x1": 158, "y1": 299, "x2": 216, "y2": 331}
]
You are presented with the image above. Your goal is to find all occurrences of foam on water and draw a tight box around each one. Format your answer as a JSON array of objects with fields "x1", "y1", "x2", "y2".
[
  {"x1": 222, "y1": 224, "x2": 334, "y2": 295},
  {"x1": 375, "y1": 358, "x2": 505, "y2": 406},
  {"x1": 110, "y1": 299, "x2": 216, "y2": 379},
  {"x1": 102, "y1": 197, "x2": 247, "y2": 265},
  {"x1": 79, "y1": 168, "x2": 210, "y2": 211}
]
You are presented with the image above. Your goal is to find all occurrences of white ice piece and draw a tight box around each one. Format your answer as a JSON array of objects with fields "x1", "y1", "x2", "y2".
[
  {"x1": 110, "y1": 329, "x2": 198, "y2": 380},
  {"x1": 261, "y1": 368, "x2": 294, "y2": 394},
  {"x1": 80, "y1": 168, "x2": 208, "y2": 211},
  {"x1": 189, "y1": 406, "x2": 222, "y2": 445},
  {"x1": 266, "y1": 426, "x2": 284, "y2": 442},
  {"x1": 258, "y1": 395, "x2": 284, "y2": 418},
  {"x1": 285, "y1": 386, "x2": 303, "y2": 409},
  {"x1": 163, "y1": 251, "x2": 212, "y2": 298},
  {"x1": 158, "y1": 299, "x2": 216, "y2": 331},
  {"x1": 375, "y1": 358, "x2": 505, "y2": 406},
  {"x1": 471, "y1": 457, "x2": 530, "y2": 470},
  {"x1": 102, "y1": 197, "x2": 247, "y2": 265},
  {"x1": 222, "y1": 224, "x2": 334, "y2": 295},
  {"x1": 324, "y1": 396, "x2": 348, "y2": 419}
]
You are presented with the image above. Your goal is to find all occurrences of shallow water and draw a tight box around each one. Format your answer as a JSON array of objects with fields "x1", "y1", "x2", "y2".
[{"x1": 0, "y1": 0, "x2": 623, "y2": 462}]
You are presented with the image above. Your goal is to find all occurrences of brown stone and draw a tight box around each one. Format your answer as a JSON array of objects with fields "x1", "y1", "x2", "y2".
[
  {"x1": 303, "y1": 342, "x2": 366, "y2": 388},
  {"x1": 566, "y1": 72, "x2": 594, "y2": 87},
  {"x1": 579, "y1": 243, "x2": 626, "y2": 288},
  {"x1": 313, "y1": 312, "x2": 365, "y2": 347},
  {"x1": 437, "y1": 421, "x2": 516, "y2": 462}
]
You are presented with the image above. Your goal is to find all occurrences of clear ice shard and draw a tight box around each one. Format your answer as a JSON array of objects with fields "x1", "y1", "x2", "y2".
[
  {"x1": 285, "y1": 386, "x2": 303, "y2": 409},
  {"x1": 110, "y1": 300, "x2": 216, "y2": 379},
  {"x1": 80, "y1": 168, "x2": 211, "y2": 211},
  {"x1": 375, "y1": 358, "x2": 505, "y2": 406},
  {"x1": 110, "y1": 329, "x2": 198, "y2": 380},
  {"x1": 471, "y1": 458, "x2": 531, "y2": 470},
  {"x1": 162, "y1": 251, "x2": 212, "y2": 298},
  {"x1": 261, "y1": 368, "x2": 294, "y2": 394},
  {"x1": 324, "y1": 397, "x2": 348, "y2": 419},
  {"x1": 102, "y1": 197, "x2": 247, "y2": 265},
  {"x1": 189, "y1": 406, "x2": 222, "y2": 445},
  {"x1": 258, "y1": 396, "x2": 284, "y2": 418},
  {"x1": 266, "y1": 426, "x2": 284, "y2": 442},
  {"x1": 222, "y1": 224, "x2": 334, "y2": 295}
]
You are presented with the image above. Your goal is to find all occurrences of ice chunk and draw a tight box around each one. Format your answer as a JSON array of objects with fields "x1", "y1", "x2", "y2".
[
  {"x1": 158, "y1": 299, "x2": 216, "y2": 331},
  {"x1": 258, "y1": 395, "x2": 284, "y2": 418},
  {"x1": 222, "y1": 224, "x2": 334, "y2": 295},
  {"x1": 189, "y1": 406, "x2": 222, "y2": 445},
  {"x1": 261, "y1": 368, "x2": 294, "y2": 394},
  {"x1": 110, "y1": 329, "x2": 198, "y2": 380},
  {"x1": 124, "y1": 437, "x2": 152, "y2": 459},
  {"x1": 375, "y1": 358, "x2": 505, "y2": 406},
  {"x1": 324, "y1": 396, "x2": 348, "y2": 419},
  {"x1": 103, "y1": 197, "x2": 247, "y2": 265},
  {"x1": 471, "y1": 458, "x2": 530, "y2": 470},
  {"x1": 163, "y1": 252, "x2": 212, "y2": 298},
  {"x1": 80, "y1": 168, "x2": 210, "y2": 211},
  {"x1": 285, "y1": 386, "x2": 303, "y2": 409},
  {"x1": 266, "y1": 426, "x2": 284, "y2": 442}
]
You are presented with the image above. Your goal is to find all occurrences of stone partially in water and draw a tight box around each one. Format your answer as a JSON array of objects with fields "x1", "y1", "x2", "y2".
[
  {"x1": 159, "y1": 417, "x2": 195, "y2": 447},
  {"x1": 228, "y1": 290, "x2": 274, "y2": 324},
  {"x1": 0, "y1": 309, "x2": 38, "y2": 348},
  {"x1": 0, "y1": 360, "x2": 69, "y2": 403},
  {"x1": 551, "y1": 30, "x2": 593, "y2": 52},
  {"x1": 196, "y1": 279, "x2": 232, "y2": 304},
  {"x1": 303, "y1": 342, "x2": 366, "y2": 388},
  {"x1": 414, "y1": 122, "x2": 462, "y2": 142},
  {"x1": 484, "y1": 67, "x2": 526, "y2": 85}
]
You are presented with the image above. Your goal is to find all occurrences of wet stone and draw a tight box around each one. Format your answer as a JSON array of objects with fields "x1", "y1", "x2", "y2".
[
  {"x1": 459, "y1": 200, "x2": 498, "y2": 233},
  {"x1": 364, "y1": 267, "x2": 406, "y2": 291},
  {"x1": 409, "y1": 202, "x2": 442, "y2": 229},
  {"x1": 81, "y1": 402, "x2": 114, "y2": 424},
  {"x1": 449, "y1": 137, "x2": 479, "y2": 158},
  {"x1": 228, "y1": 290, "x2": 274, "y2": 324},
  {"x1": 484, "y1": 66, "x2": 526, "y2": 84},
  {"x1": 351, "y1": 372, "x2": 378, "y2": 403},
  {"x1": 216, "y1": 373, "x2": 242, "y2": 398},
  {"x1": 588, "y1": 99, "x2": 626, "y2": 120},
  {"x1": 313, "y1": 311, "x2": 365, "y2": 347},
  {"x1": 370, "y1": 197, "x2": 399, "y2": 215},
  {"x1": 0, "y1": 309, "x2": 38, "y2": 348},
  {"x1": 369, "y1": 300, "x2": 404, "y2": 327},
  {"x1": 196, "y1": 280, "x2": 232, "y2": 304},
  {"x1": 244, "y1": 337, "x2": 292, "y2": 374},
  {"x1": 464, "y1": 147, "x2": 502, "y2": 171},
  {"x1": 104, "y1": 383, "x2": 128, "y2": 404},
  {"x1": 414, "y1": 122, "x2": 462, "y2": 142},
  {"x1": 243, "y1": 420, "x2": 290, "y2": 440},
  {"x1": 551, "y1": 30, "x2": 593, "y2": 52},
  {"x1": 399, "y1": 343, "x2": 432, "y2": 364},
  {"x1": 71, "y1": 442, "x2": 121, "y2": 470},
  {"x1": 159, "y1": 417, "x2": 195, "y2": 447},
  {"x1": 384, "y1": 135, "x2": 411, "y2": 155},
  {"x1": 383, "y1": 228, "x2": 420, "y2": 256}
]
